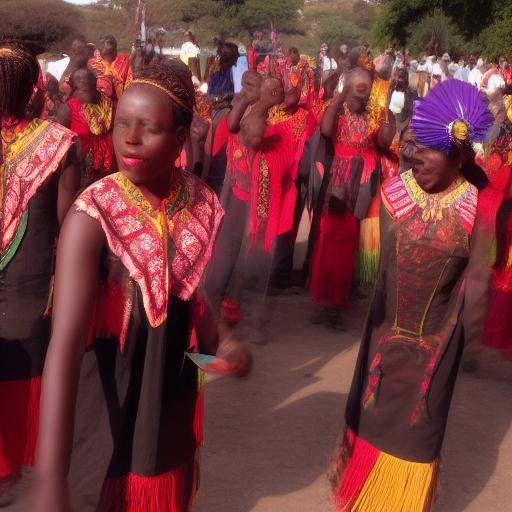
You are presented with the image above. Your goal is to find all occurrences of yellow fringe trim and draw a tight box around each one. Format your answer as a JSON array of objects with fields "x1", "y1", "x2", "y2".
[
  {"x1": 359, "y1": 217, "x2": 380, "y2": 253},
  {"x1": 351, "y1": 452, "x2": 439, "y2": 512},
  {"x1": 358, "y1": 217, "x2": 380, "y2": 286}
]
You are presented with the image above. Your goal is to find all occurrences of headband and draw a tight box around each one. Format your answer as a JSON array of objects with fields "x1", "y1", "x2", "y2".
[{"x1": 129, "y1": 78, "x2": 192, "y2": 112}]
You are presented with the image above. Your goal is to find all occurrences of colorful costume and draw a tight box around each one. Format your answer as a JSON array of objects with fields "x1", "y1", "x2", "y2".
[
  {"x1": 310, "y1": 105, "x2": 379, "y2": 307},
  {"x1": 88, "y1": 51, "x2": 132, "y2": 102},
  {"x1": 0, "y1": 118, "x2": 74, "y2": 489},
  {"x1": 67, "y1": 95, "x2": 114, "y2": 186},
  {"x1": 331, "y1": 80, "x2": 496, "y2": 512},
  {"x1": 67, "y1": 170, "x2": 222, "y2": 511},
  {"x1": 482, "y1": 115, "x2": 512, "y2": 355}
]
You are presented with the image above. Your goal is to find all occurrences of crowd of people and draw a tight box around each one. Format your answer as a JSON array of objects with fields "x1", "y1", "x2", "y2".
[{"x1": 1, "y1": 25, "x2": 512, "y2": 512}]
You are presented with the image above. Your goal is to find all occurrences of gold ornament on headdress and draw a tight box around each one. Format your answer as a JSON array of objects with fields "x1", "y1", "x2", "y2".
[
  {"x1": 129, "y1": 78, "x2": 192, "y2": 112},
  {"x1": 449, "y1": 119, "x2": 470, "y2": 143}
]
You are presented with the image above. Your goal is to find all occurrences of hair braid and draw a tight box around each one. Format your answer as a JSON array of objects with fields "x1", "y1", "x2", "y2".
[
  {"x1": 134, "y1": 61, "x2": 196, "y2": 131},
  {"x1": 0, "y1": 41, "x2": 39, "y2": 119}
]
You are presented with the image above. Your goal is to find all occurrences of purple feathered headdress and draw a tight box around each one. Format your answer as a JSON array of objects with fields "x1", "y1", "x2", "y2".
[{"x1": 410, "y1": 79, "x2": 494, "y2": 154}]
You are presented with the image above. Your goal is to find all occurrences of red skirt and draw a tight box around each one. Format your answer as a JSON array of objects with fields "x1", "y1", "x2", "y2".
[
  {"x1": 484, "y1": 269, "x2": 512, "y2": 355},
  {"x1": 0, "y1": 377, "x2": 41, "y2": 485},
  {"x1": 310, "y1": 211, "x2": 359, "y2": 307}
]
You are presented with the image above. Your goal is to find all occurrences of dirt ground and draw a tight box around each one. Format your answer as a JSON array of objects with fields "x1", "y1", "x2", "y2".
[{"x1": 195, "y1": 292, "x2": 512, "y2": 512}]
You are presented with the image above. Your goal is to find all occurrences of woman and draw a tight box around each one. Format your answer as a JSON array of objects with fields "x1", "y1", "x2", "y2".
[
  {"x1": 33, "y1": 64, "x2": 251, "y2": 511},
  {"x1": 57, "y1": 68, "x2": 114, "y2": 187},
  {"x1": 330, "y1": 80, "x2": 496, "y2": 511},
  {"x1": 0, "y1": 42, "x2": 79, "y2": 494},
  {"x1": 311, "y1": 67, "x2": 394, "y2": 328},
  {"x1": 482, "y1": 96, "x2": 512, "y2": 357}
]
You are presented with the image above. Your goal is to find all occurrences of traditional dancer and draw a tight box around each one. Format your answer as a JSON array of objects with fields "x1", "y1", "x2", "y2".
[
  {"x1": 330, "y1": 79, "x2": 496, "y2": 512},
  {"x1": 0, "y1": 42, "x2": 79, "y2": 495},
  {"x1": 57, "y1": 68, "x2": 115, "y2": 187},
  {"x1": 33, "y1": 64, "x2": 251, "y2": 512}
]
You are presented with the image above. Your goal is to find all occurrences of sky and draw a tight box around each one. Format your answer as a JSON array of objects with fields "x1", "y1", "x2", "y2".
[{"x1": 63, "y1": 0, "x2": 99, "y2": 4}]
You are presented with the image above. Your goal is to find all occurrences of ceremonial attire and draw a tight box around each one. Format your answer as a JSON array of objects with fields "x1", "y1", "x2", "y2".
[
  {"x1": 482, "y1": 124, "x2": 512, "y2": 355},
  {"x1": 331, "y1": 170, "x2": 496, "y2": 511},
  {"x1": 310, "y1": 107, "x2": 378, "y2": 306},
  {"x1": 88, "y1": 52, "x2": 132, "y2": 102},
  {"x1": 67, "y1": 95, "x2": 115, "y2": 186},
  {"x1": 67, "y1": 170, "x2": 222, "y2": 511},
  {"x1": 0, "y1": 119, "x2": 74, "y2": 488}
]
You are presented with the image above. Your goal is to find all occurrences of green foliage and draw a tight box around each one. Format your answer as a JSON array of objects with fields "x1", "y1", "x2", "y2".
[
  {"x1": 0, "y1": 0, "x2": 84, "y2": 51},
  {"x1": 370, "y1": 0, "x2": 510, "y2": 57},
  {"x1": 318, "y1": 16, "x2": 367, "y2": 49},
  {"x1": 406, "y1": 9, "x2": 464, "y2": 57}
]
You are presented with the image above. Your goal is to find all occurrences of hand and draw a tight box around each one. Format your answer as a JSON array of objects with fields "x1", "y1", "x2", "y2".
[
  {"x1": 206, "y1": 333, "x2": 252, "y2": 378},
  {"x1": 30, "y1": 475, "x2": 72, "y2": 512},
  {"x1": 190, "y1": 114, "x2": 209, "y2": 144}
]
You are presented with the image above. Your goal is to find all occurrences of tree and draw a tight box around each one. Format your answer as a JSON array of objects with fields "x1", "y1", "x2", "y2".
[
  {"x1": 406, "y1": 9, "x2": 464, "y2": 57},
  {"x1": 0, "y1": 0, "x2": 84, "y2": 52}
]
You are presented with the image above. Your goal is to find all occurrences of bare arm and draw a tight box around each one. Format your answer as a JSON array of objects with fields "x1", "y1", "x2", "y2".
[
  {"x1": 33, "y1": 211, "x2": 105, "y2": 511},
  {"x1": 238, "y1": 101, "x2": 269, "y2": 151},
  {"x1": 56, "y1": 103, "x2": 71, "y2": 129},
  {"x1": 57, "y1": 144, "x2": 82, "y2": 225},
  {"x1": 320, "y1": 91, "x2": 345, "y2": 138},
  {"x1": 377, "y1": 109, "x2": 397, "y2": 150},
  {"x1": 227, "y1": 94, "x2": 252, "y2": 134}
]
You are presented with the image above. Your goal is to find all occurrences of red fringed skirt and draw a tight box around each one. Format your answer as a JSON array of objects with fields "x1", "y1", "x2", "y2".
[
  {"x1": 309, "y1": 211, "x2": 359, "y2": 307},
  {"x1": 0, "y1": 377, "x2": 41, "y2": 486}
]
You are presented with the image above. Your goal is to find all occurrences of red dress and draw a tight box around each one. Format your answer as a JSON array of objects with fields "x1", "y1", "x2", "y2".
[
  {"x1": 310, "y1": 109, "x2": 378, "y2": 306},
  {"x1": 68, "y1": 95, "x2": 114, "y2": 186}
]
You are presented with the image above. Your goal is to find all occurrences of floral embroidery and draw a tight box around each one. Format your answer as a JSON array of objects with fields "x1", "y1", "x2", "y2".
[
  {"x1": 256, "y1": 156, "x2": 270, "y2": 222},
  {"x1": 383, "y1": 169, "x2": 478, "y2": 233},
  {"x1": 81, "y1": 96, "x2": 113, "y2": 135},
  {"x1": 1, "y1": 119, "x2": 74, "y2": 253},
  {"x1": 74, "y1": 171, "x2": 223, "y2": 328}
]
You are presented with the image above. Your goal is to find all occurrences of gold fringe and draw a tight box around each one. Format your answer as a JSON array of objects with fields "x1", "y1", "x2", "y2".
[
  {"x1": 351, "y1": 452, "x2": 439, "y2": 512},
  {"x1": 358, "y1": 217, "x2": 380, "y2": 286}
]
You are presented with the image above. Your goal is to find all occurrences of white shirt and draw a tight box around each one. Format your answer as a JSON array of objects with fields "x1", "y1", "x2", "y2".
[
  {"x1": 180, "y1": 41, "x2": 200, "y2": 64},
  {"x1": 468, "y1": 67, "x2": 483, "y2": 89},
  {"x1": 322, "y1": 56, "x2": 337, "y2": 72}
]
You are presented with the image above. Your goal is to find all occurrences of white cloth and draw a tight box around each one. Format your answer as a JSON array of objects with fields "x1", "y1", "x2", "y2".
[
  {"x1": 389, "y1": 91, "x2": 405, "y2": 115},
  {"x1": 454, "y1": 66, "x2": 470, "y2": 82},
  {"x1": 432, "y1": 62, "x2": 447, "y2": 81},
  {"x1": 45, "y1": 56, "x2": 70, "y2": 81},
  {"x1": 180, "y1": 41, "x2": 200, "y2": 65},
  {"x1": 322, "y1": 56, "x2": 337, "y2": 72},
  {"x1": 468, "y1": 67, "x2": 483, "y2": 89}
]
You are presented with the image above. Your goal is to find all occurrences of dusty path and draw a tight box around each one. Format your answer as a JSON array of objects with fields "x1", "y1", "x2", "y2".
[{"x1": 196, "y1": 293, "x2": 512, "y2": 512}]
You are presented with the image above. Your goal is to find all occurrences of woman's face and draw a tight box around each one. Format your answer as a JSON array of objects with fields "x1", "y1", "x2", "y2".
[
  {"x1": 113, "y1": 84, "x2": 185, "y2": 185},
  {"x1": 345, "y1": 70, "x2": 372, "y2": 113},
  {"x1": 411, "y1": 147, "x2": 458, "y2": 193},
  {"x1": 72, "y1": 69, "x2": 97, "y2": 93}
]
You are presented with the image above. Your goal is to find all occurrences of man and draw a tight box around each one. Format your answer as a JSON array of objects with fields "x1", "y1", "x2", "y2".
[
  {"x1": 88, "y1": 35, "x2": 132, "y2": 102},
  {"x1": 454, "y1": 56, "x2": 470, "y2": 82},
  {"x1": 59, "y1": 34, "x2": 90, "y2": 101},
  {"x1": 207, "y1": 42, "x2": 239, "y2": 111},
  {"x1": 337, "y1": 44, "x2": 350, "y2": 76}
]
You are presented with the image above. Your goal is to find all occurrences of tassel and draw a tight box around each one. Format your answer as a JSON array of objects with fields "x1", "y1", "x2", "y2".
[
  {"x1": 193, "y1": 371, "x2": 206, "y2": 445},
  {"x1": 221, "y1": 299, "x2": 242, "y2": 326},
  {"x1": 0, "y1": 377, "x2": 42, "y2": 479},
  {"x1": 333, "y1": 430, "x2": 439, "y2": 512},
  {"x1": 357, "y1": 216, "x2": 380, "y2": 286},
  {"x1": 99, "y1": 457, "x2": 198, "y2": 512}
]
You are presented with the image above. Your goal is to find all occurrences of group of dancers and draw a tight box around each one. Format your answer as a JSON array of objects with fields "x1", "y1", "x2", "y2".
[{"x1": 0, "y1": 31, "x2": 511, "y2": 512}]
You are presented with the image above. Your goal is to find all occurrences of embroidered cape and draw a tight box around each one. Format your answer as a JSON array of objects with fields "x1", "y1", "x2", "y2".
[
  {"x1": 74, "y1": 171, "x2": 224, "y2": 328},
  {"x1": 0, "y1": 119, "x2": 74, "y2": 267}
]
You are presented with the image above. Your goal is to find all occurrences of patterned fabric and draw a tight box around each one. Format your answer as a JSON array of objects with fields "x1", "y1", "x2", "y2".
[
  {"x1": 382, "y1": 169, "x2": 478, "y2": 233},
  {"x1": 74, "y1": 171, "x2": 224, "y2": 328},
  {"x1": 88, "y1": 52, "x2": 132, "y2": 101},
  {"x1": 0, "y1": 119, "x2": 74, "y2": 253}
]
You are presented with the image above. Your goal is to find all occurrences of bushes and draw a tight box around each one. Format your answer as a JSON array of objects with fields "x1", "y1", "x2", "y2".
[{"x1": 0, "y1": 0, "x2": 84, "y2": 52}]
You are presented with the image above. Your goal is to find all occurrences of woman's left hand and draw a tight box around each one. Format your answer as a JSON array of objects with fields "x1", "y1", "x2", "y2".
[{"x1": 206, "y1": 334, "x2": 252, "y2": 378}]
